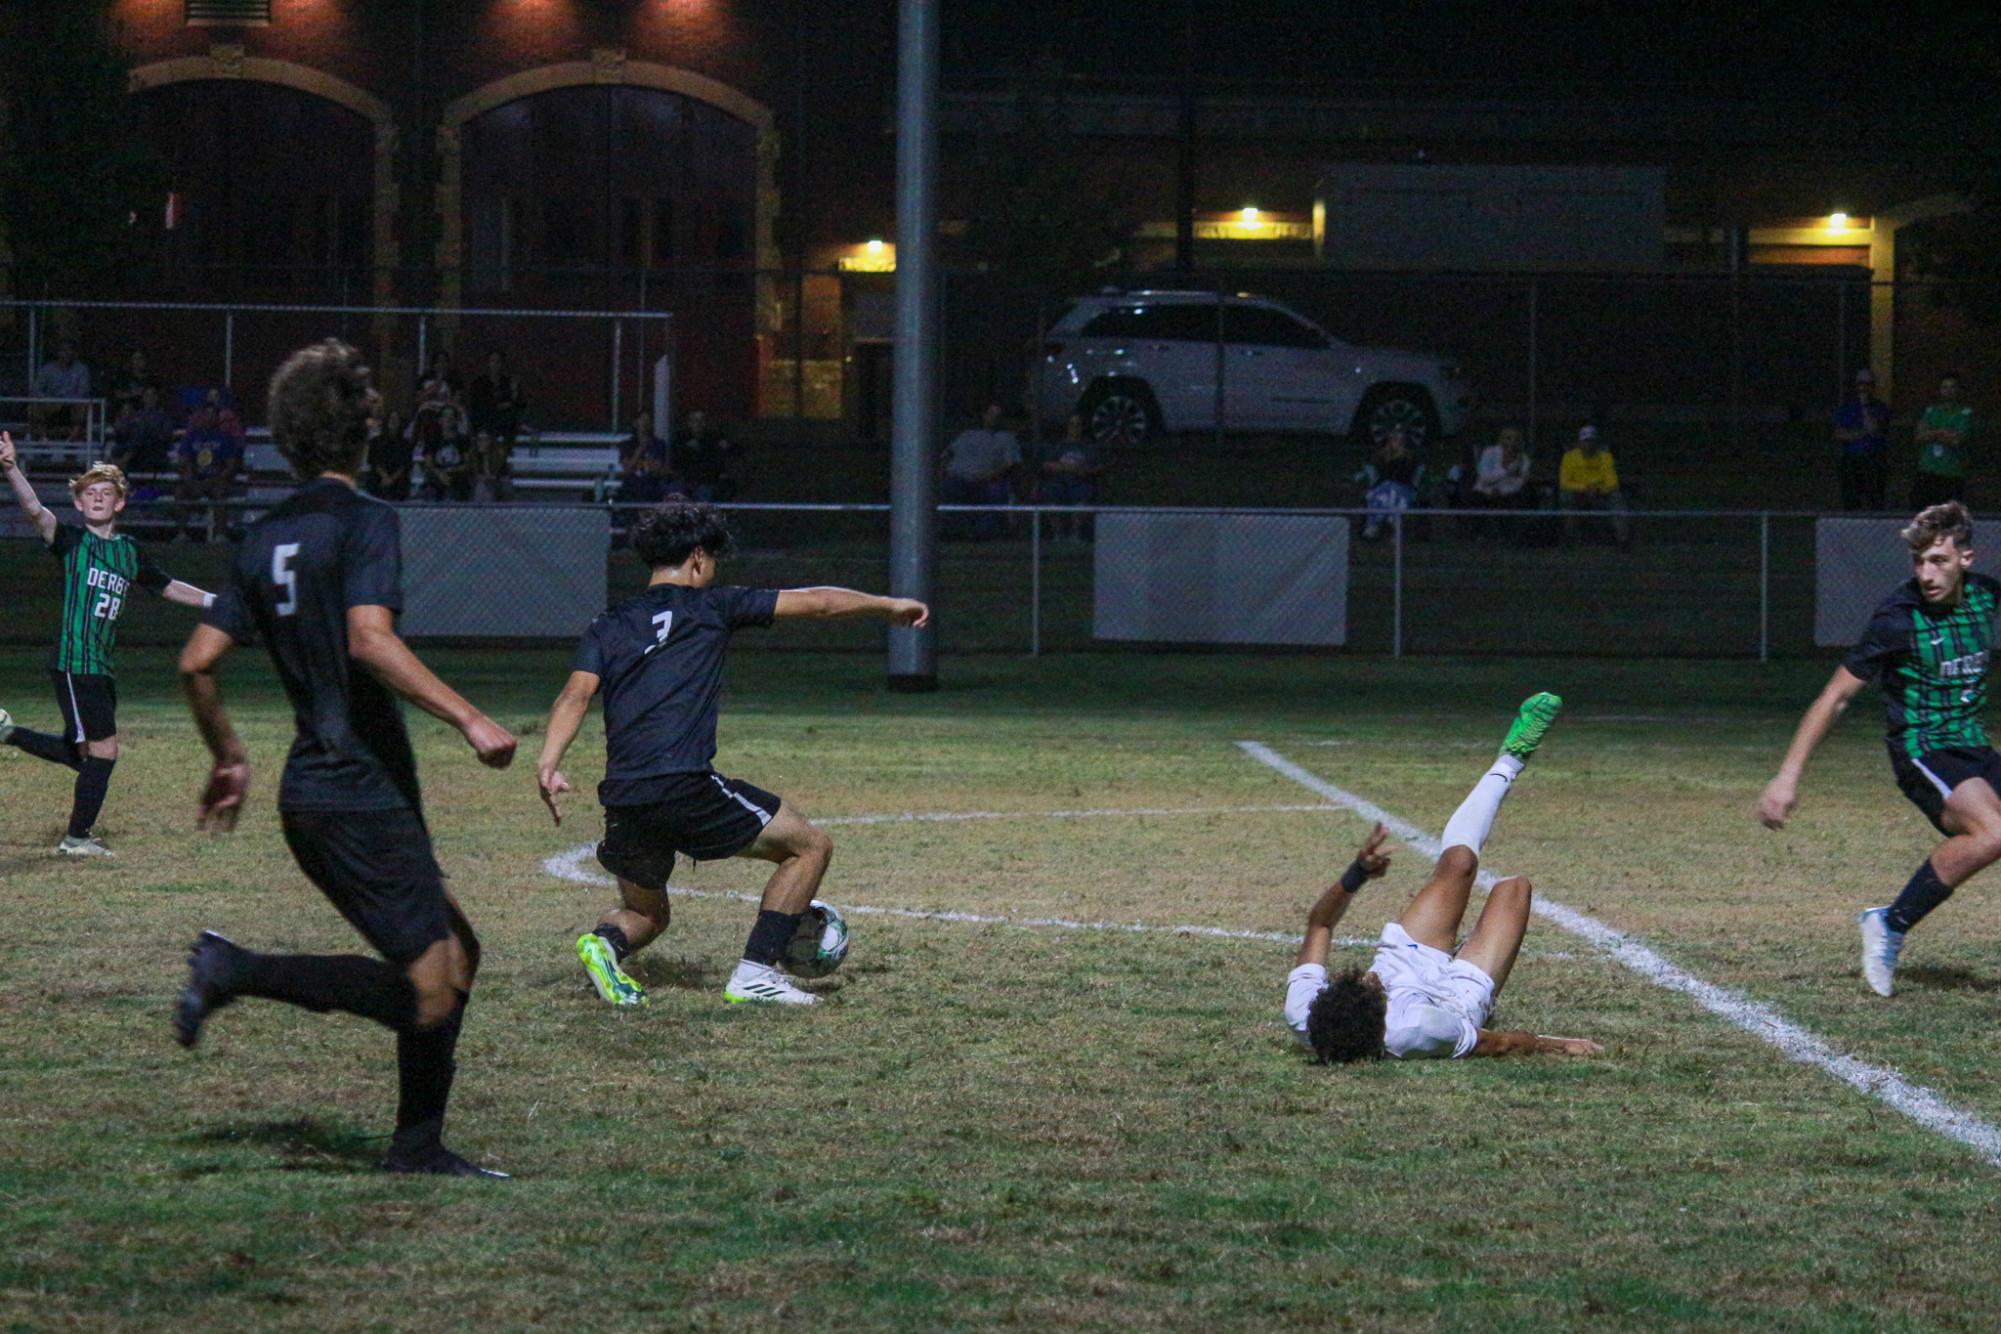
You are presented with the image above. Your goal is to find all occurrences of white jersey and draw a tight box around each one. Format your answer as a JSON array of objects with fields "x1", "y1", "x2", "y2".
[{"x1": 1283, "y1": 923, "x2": 1496, "y2": 1060}]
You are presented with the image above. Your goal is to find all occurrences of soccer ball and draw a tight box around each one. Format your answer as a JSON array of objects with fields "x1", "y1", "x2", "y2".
[{"x1": 784, "y1": 900, "x2": 850, "y2": 978}]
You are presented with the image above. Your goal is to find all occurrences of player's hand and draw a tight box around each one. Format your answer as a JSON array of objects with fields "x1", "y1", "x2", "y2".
[
  {"x1": 538, "y1": 765, "x2": 572, "y2": 825},
  {"x1": 1548, "y1": 1037, "x2": 1602, "y2": 1056},
  {"x1": 462, "y1": 714, "x2": 517, "y2": 769},
  {"x1": 1755, "y1": 776, "x2": 1797, "y2": 830},
  {"x1": 197, "y1": 760, "x2": 251, "y2": 833},
  {"x1": 0, "y1": 430, "x2": 15, "y2": 471},
  {"x1": 1354, "y1": 822, "x2": 1393, "y2": 879},
  {"x1": 888, "y1": 598, "x2": 930, "y2": 628}
]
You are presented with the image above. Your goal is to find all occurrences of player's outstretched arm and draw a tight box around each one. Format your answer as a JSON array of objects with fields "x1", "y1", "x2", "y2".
[
  {"x1": 1296, "y1": 823, "x2": 1393, "y2": 967},
  {"x1": 0, "y1": 432, "x2": 59, "y2": 545},
  {"x1": 1469, "y1": 1030, "x2": 1602, "y2": 1057},
  {"x1": 347, "y1": 604, "x2": 517, "y2": 769},
  {"x1": 536, "y1": 669, "x2": 601, "y2": 824},
  {"x1": 1756, "y1": 665, "x2": 1867, "y2": 830},
  {"x1": 773, "y1": 587, "x2": 930, "y2": 627},
  {"x1": 159, "y1": 580, "x2": 215, "y2": 609},
  {"x1": 179, "y1": 623, "x2": 251, "y2": 832}
]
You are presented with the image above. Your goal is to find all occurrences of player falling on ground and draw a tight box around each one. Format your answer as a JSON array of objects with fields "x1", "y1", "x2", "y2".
[
  {"x1": 1759, "y1": 501, "x2": 2001, "y2": 997},
  {"x1": 0, "y1": 435, "x2": 213, "y2": 855},
  {"x1": 173, "y1": 340, "x2": 519, "y2": 1178},
  {"x1": 536, "y1": 499, "x2": 929, "y2": 1008},
  {"x1": 1286, "y1": 693, "x2": 1602, "y2": 1061}
]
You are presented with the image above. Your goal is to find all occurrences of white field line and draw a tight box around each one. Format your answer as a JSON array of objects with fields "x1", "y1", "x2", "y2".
[
  {"x1": 1237, "y1": 740, "x2": 2001, "y2": 1169},
  {"x1": 814, "y1": 803, "x2": 1338, "y2": 827},
  {"x1": 541, "y1": 841, "x2": 1362, "y2": 946}
]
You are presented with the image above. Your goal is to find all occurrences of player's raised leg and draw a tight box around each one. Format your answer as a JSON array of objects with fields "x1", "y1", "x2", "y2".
[
  {"x1": 726, "y1": 803, "x2": 834, "y2": 1005},
  {"x1": 1862, "y1": 773, "x2": 2001, "y2": 995},
  {"x1": 576, "y1": 877, "x2": 665, "y2": 1007},
  {"x1": 1453, "y1": 875, "x2": 1534, "y2": 997}
]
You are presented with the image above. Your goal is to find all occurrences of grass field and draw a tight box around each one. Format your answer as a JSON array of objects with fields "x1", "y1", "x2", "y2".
[{"x1": 4, "y1": 646, "x2": 2000, "y2": 1330}]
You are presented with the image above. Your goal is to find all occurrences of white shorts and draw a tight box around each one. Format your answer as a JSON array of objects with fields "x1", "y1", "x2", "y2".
[{"x1": 1373, "y1": 922, "x2": 1496, "y2": 1029}]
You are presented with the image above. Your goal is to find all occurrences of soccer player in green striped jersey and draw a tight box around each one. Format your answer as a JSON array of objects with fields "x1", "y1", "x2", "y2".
[
  {"x1": 0, "y1": 433, "x2": 213, "y2": 855},
  {"x1": 1759, "y1": 502, "x2": 2001, "y2": 997}
]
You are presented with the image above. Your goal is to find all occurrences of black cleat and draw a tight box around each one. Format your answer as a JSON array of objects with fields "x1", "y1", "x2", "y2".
[
  {"x1": 173, "y1": 929, "x2": 240, "y2": 1048},
  {"x1": 381, "y1": 1144, "x2": 510, "y2": 1179}
]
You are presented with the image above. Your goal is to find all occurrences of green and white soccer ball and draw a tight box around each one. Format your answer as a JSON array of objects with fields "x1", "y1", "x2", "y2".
[{"x1": 784, "y1": 900, "x2": 850, "y2": 978}]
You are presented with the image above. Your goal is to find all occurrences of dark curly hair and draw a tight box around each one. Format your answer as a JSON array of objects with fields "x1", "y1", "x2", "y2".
[
  {"x1": 267, "y1": 339, "x2": 380, "y2": 480},
  {"x1": 632, "y1": 498, "x2": 735, "y2": 570},
  {"x1": 1305, "y1": 966, "x2": 1387, "y2": 1064}
]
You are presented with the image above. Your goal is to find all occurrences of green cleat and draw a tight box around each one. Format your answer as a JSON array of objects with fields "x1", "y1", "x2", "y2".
[
  {"x1": 576, "y1": 933, "x2": 647, "y2": 1007},
  {"x1": 1501, "y1": 692, "x2": 1563, "y2": 762}
]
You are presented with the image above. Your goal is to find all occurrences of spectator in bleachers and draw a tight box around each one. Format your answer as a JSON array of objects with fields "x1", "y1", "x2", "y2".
[
  {"x1": 1559, "y1": 424, "x2": 1630, "y2": 547},
  {"x1": 418, "y1": 349, "x2": 461, "y2": 412},
  {"x1": 621, "y1": 410, "x2": 669, "y2": 477},
  {"x1": 419, "y1": 404, "x2": 474, "y2": 501},
  {"x1": 109, "y1": 349, "x2": 160, "y2": 423},
  {"x1": 31, "y1": 339, "x2": 91, "y2": 441},
  {"x1": 366, "y1": 408, "x2": 414, "y2": 502},
  {"x1": 468, "y1": 349, "x2": 524, "y2": 450},
  {"x1": 1354, "y1": 425, "x2": 1425, "y2": 540},
  {"x1": 1833, "y1": 368, "x2": 1892, "y2": 512},
  {"x1": 671, "y1": 408, "x2": 741, "y2": 503},
  {"x1": 109, "y1": 383, "x2": 178, "y2": 474},
  {"x1": 1468, "y1": 424, "x2": 1533, "y2": 541},
  {"x1": 1036, "y1": 412, "x2": 1104, "y2": 541},
  {"x1": 173, "y1": 391, "x2": 246, "y2": 542},
  {"x1": 940, "y1": 402, "x2": 1021, "y2": 539},
  {"x1": 472, "y1": 428, "x2": 514, "y2": 502},
  {"x1": 1911, "y1": 372, "x2": 1974, "y2": 509}
]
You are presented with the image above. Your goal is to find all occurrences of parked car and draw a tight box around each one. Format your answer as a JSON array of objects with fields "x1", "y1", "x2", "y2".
[{"x1": 1031, "y1": 290, "x2": 1472, "y2": 448}]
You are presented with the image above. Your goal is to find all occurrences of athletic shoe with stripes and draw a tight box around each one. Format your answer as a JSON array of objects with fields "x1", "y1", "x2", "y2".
[
  {"x1": 724, "y1": 960, "x2": 817, "y2": 1006},
  {"x1": 576, "y1": 932, "x2": 647, "y2": 1007}
]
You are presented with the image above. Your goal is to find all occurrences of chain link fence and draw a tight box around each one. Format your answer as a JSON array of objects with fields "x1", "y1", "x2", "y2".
[{"x1": 0, "y1": 500, "x2": 1899, "y2": 661}]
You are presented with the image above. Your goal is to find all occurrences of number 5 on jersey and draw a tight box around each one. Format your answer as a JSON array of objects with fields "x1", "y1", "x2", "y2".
[{"x1": 274, "y1": 542, "x2": 301, "y2": 616}]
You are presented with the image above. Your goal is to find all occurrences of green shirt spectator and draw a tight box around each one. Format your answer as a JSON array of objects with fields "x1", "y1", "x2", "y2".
[{"x1": 1915, "y1": 376, "x2": 1973, "y2": 480}]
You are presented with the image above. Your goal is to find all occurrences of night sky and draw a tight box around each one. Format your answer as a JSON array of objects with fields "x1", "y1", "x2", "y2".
[{"x1": 942, "y1": 0, "x2": 1998, "y2": 101}]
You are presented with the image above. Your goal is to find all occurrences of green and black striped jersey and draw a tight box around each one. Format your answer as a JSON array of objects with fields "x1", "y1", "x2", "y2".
[
  {"x1": 47, "y1": 522, "x2": 171, "y2": 676},
  {"x1": 1843, "y1": 573, "x2": 2000, "y2": 756}
]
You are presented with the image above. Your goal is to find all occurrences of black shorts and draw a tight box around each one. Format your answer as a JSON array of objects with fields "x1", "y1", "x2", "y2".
[
  {"x1": 281, "y1": 807, "x2": 455, "y2": 964},
  {"x1": 1889, "y1": 745, "x2": 2001, "y2": 835},
  {"x1": 51, "y1": 670, "x2": 116, "y2": 744},
  {"x1": 596, "y1": 771, "x2": 782, "y2": 890}
]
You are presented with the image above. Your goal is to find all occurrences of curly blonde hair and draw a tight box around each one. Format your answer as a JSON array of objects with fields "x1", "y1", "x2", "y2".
[{"x1": 68, "y1": 462, "x2": 129, "y2": 500}]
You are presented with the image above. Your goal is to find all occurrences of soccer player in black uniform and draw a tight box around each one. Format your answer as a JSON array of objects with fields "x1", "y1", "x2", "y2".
[
  {"x1": 0, "y1": 435, "x2": 213, "y2": 855},
  {"x1": 535, "y1": 499, "x2": 929, "y2": 1007},
  {"x1": 172, "y1": 340, "x2": 519, "y2": 1177},
  {"x1": 1759, "y1": 502, "x2": 2001, "y2": 997}
]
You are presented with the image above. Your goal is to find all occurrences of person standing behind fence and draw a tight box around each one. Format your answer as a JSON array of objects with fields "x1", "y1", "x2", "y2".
[
  {"x1": 367, "y1": 409, "x2": 414, "y2": 502},
  {"x1": 1559, "y1": 425, "x2": 1630, "y2": 547},
  {"x1": 32, "y1": 339, "x2": 91, "y2": 442},
  {"x1": 174, "y1": 391, "x2": 246, "y2": 543},
  {"x1": 940, "y1": 403, "x2": 1021, "y2": 541},
  {"x1": 468, "y1": 350, "x2": 524, "y2": 452},
  {"x1": 1834, "y1": 369, "x2": 1892, "y2": 511},
  {"x1": 1912, "y1": 373, "x2": 1974, "y2": 509},
  {"x1": 418, "y1": 405, "x2": 474, "y2": 502},
  {"x1": 671, "y1": 410, "x2": 741, "y2": 503}
]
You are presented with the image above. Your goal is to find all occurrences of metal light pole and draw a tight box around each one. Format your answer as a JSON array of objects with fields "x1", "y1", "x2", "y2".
[{"x1": 887, "y1": 0, "x2": 939, "y2": 690}]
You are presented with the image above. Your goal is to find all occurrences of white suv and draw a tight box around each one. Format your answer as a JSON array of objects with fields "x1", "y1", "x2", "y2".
[{"x1": 1032, "y1": 290, "x2": 1471, "y2": 448}]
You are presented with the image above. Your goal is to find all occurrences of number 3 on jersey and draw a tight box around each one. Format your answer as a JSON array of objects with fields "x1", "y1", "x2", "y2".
[
  {"x1": 273, "y1": 542, "x2": 301, "y2": 616},
  {"x1": 651, "y1": 610, "x2": 674, "y2": 646}
]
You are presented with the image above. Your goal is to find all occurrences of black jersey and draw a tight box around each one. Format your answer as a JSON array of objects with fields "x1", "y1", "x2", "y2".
[
  {"x1": 201, "y1": 478, "x2": 421, "y2": 812},
  {"x1": 571, "y1": 582, "x2": 778, "y2": 804},
  {"x1": 1844, "y1": 572, "x2": 2000, "y2": 758},
  {"x1": 48, "y1": 522, "x2": 170, "y2": 674}
]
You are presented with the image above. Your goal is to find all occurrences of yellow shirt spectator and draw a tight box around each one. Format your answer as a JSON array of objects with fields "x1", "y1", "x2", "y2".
[{"x1": 1560, "y1": 446, "x2": 1619, "y2": 494}]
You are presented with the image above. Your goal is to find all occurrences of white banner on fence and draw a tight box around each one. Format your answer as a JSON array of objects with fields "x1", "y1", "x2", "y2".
[
  {"x1": 400, "y1": 506, "x2": 608, "y2": 638},
  {"x1": 1816, "y1": 517, "x2": 2001, "y2": 647},
  {"x1": 1093, "y1": 512, "x2": 1349, "y2": 646}
]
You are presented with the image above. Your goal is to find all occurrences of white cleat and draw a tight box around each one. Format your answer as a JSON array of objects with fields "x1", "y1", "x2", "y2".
[
  {"x1": 1858, "y1": 906, "x2": 1903, "y2": 997},
  {"x1": 56, "y1": 834, "x2": 113, "y2": 858},
  {"x1": 724, "y1": 960, "x2": 817, "y2": 1006},
  {"x1": 0, "y1": 708, "x2": 13, "y2": 744}
]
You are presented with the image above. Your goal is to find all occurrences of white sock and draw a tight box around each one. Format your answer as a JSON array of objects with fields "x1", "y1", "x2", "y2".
[{"x1": 1439, "y1": 754, "x2": 1525, "y2": 856}]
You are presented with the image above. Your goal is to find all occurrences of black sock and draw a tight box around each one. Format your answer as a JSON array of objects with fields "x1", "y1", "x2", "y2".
[
  {"x1": 593, "y1": 923, "x2": 633, "y2": 961},
  {"x1": 1885, "y1": 859, "x2": 1952, "y2": 935},
  {"x1": 393, "y1": 991, "x2": 467, "y2": 1152},
  {"x1": 743, "y1": 909, "x2": 804, "y2": 967},
  {"x1": 6, "y1": 727, "x2": 81, "y2": 769},
  {"x1": 234, "y1": 951, "x2": 416, "y2": 1029},
  {"x1": 67, "y1": 756, "x2": 115, "y2": 838}
]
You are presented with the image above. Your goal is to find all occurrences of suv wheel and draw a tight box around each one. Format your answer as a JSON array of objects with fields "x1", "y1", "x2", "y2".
[
  {"x1": 1078, "y1": 380, "x2": 1161, "y2": 446},
  {"x1": 1356, "y1": 386, "x2": 1440, "y2": 450}
]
